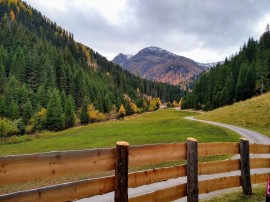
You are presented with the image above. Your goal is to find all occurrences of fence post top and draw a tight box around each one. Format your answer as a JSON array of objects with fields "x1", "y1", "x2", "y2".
[
  {"x1": 116, "y1": 141, "x2": 129, "y2": 146},
  {"x1": 187, "y1": 137, "x2": 198, "y2": 142},
  {"x1": 240, "y1": 138, "x2": 249, "y2": 142}
]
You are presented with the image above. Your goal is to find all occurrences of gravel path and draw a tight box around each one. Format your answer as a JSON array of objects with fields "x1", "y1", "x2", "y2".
[
  {"x1": 76, "y1": 115, "x2": 270, "y2": 202},
  {"x1": 185, "y1": 116, "x2": 270, "y2": 144}
]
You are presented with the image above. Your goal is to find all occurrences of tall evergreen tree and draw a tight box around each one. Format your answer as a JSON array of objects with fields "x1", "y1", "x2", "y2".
[
  {"x1": 80, "y1": 97, "x2": 89, "y2": 125},
  {"x1": 65, "y1": 95, "x2": 75, "y2": 128},
  {"x1": 0, "y1": 63, "x2": 5, "y2": 93},
  {"x1": 45, "y1": 89, "x2": 65, "y2": 131}
]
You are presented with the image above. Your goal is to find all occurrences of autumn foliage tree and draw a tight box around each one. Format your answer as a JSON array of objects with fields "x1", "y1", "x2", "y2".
[
  {"x1": 118, "y1": 104, "x2": 126, "y2": 118},
  {"x1": 130, "y1": 102, "x2": 138, "y2": 114},
  {"x1": 87, "y1": 104, "x2": 105, "y2": 122}
]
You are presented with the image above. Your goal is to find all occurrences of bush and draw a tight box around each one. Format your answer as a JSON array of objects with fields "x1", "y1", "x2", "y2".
[{"x1": 0, "y1": 117, "x2": 18, "y2": 138}]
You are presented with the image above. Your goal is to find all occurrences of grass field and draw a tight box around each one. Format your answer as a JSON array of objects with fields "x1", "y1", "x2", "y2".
[
  {"x1": 202, "y1": 184, "x2": 266, "y2": 202},
  {"x1": 0, "y1": 109, "x2": 239, "y2": 156},
  {"x1": 197, "y1": 92, "x2": 270, "y2": 137}
]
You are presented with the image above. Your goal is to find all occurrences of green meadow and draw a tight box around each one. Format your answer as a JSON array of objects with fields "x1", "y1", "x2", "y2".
[{"x1": 0, "y1": 109, "x2": 239, "y2": 156}]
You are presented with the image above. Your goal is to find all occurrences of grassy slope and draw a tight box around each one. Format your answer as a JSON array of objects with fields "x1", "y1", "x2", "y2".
[
  {"x1": 0, "y1": 109, "x2": 239, "y2": 156},
  {"x1": 197, "y1": 92, "x2": 270, "y2": 137}
]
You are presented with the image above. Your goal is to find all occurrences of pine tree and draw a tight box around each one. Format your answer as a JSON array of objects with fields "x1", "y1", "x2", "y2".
[
  {"x1": 22, "y1": 100, "x2": 32, "y2": 124},
  {"x1": 45, "y1": 89, "x2": 65, "y2": 131},
  {"x1": 65, "y1": 95, "x2": 75, "y2": 128},
  {"x1": 80, "y1": 97, "x2": 89, "y2": 124},
  {"x1": 0, "y1": 63, "x2": 5, "y2": 93}
]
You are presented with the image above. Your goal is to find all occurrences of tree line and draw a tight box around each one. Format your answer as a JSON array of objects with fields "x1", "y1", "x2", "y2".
[
  {"x1": 182, "y1": 25, "x2": 270, "y2": 110},
  {"x1": 0, "y1": 0, "x2": 181, "y2": 138}
]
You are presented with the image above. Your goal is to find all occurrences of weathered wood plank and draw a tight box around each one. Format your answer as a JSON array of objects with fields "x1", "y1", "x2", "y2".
[
  {"x1": 128, "y1": 165, "x2": 186, "y2": 188},
  {"x1": 250, "y1": 158, "x2": 270, "y2": 169},
  {"x1": 199, "y1": 159, "x2": 240, "y2": 175},
  {"x1": 250, "y1": 144, "x2": 270, "y2": 154},
  {"x1": 251, "y1": 173, "x2": 270, "y2": 184},
  {"x1": 199, "y1": 176, "x2": 241, "y2": 194},
  {"x1": 129, "y1": 143, "x2": 186, "y2": 167},
  {"x1": 0, "y1": 176, "x2": 115, "y2": 202},
  {"x1": 0, "y1": 148, "x2": 116, "y2": 185},
  {"x1": 198, "y1": 142, "x2": 239, "y2": 157},
  {"x1": 129, "y1": 183, "x2": 186, "y2": 202}
]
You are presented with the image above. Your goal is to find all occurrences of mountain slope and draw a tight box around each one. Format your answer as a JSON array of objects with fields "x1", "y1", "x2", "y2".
[
  {"x1": 113, "y1": 47, "x2": 208, "y2": 85},
  {"x1": 0, "y1": 0, "x2": 181, "y2": 134},
  {"x1": 112, "y1": 53, "x2": 133, "y2": 67}
]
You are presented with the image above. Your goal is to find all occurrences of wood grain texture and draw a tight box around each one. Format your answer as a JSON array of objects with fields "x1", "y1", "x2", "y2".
[
  {"x1": 129, "y1": 183, "x2": 186, "y2": 202},
  {"x1": 199, "y1": 159, "x2": 240, "y2": 175},
  {"x1": 250, "y1": 158, "x2": 270, "y2": 169},
  {"x1": 199, "y1": 176, "x2": 241, "y2": 194},
  {"x1": 198, "y1": 142, "x2": 239, "y2": 157},
  {"x1": 128, "y1": 165, "x2": 186, "y2": 188},
  {"x1": 0, "y1": 148, "x2": 116, "y2": 185},
  {"x1": 250, "y1": 144, "x2": 270, "y2": 154},
  {"x1": 129, "y1": 143, "x2": 186, "y2": 167},
  {"x1": 0, "y1": 176, "x2": 114, "y2": 202}
]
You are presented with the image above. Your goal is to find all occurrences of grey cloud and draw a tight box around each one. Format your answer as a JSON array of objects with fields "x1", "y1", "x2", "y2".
[{"x1": 24, "y1": 0, "x2": 270, "y2": 62}]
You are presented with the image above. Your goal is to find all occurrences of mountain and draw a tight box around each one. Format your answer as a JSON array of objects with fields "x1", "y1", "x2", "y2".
[
  {"x1": 0, "y1": 0, "x2": 181, "y2": 134},
  {"x1": 112, "y1": 53, "x2": 133, "y2": 67},
  {"x1": 112, "y1": 47, "x2": 209, "y2": 85}
]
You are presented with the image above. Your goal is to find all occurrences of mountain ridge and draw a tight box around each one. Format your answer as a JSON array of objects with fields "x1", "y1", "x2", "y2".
[{"x1": 113, "y1": 46, "x2": 213, "y2": 85}]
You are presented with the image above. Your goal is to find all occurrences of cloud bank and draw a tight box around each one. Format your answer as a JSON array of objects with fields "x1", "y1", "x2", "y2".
[{"x1": 24, "y1": 0, "x2": 270, "y2": 62}]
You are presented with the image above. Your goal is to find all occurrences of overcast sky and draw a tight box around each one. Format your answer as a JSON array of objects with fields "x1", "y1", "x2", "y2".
[{"x1": 24, "y1": 0, "x2": 270, "y2": 63}]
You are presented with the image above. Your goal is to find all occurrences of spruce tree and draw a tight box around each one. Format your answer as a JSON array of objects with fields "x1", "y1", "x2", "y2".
[
  {"x1": 65, "y1": 95, "x2": 75, "y2": 128},
  {"x1": 0, "y1": 63, "x2": 5, "y2": 93},
  {"x1": 45, "y1": 89, "x2": 65, "y2": 131},
  {"x1": 22, "y1": 100, "x2": 33, "y2": 124},
  {"x1": 80, "y1": 97, "x2": 89, "y2": 125}
]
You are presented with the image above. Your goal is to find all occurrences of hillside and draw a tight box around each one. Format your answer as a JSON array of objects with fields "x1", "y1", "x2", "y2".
[
  {"x1": 196, "y1": 92, "x2": 270, "y2": 137},
  {"x1": 0, "y1": 0, "x2": 181, "y2": 135},
  {"x1": 183, "y1": 28, "x2": 270, "y2": 110},
  {"x1": 113, "y1": 47, "x2": 210, "y2": 85}
]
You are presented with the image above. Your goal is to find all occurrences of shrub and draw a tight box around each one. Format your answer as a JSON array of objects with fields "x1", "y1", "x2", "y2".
[{"x1": 0, "y1": 117, "x2": 18, "y2": 138}]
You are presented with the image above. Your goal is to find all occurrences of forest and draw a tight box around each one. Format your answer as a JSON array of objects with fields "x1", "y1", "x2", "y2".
[
  {"x1": 182, "y1": 25, "x2": 270, "y2": 110},
  {"x1": 0, "y1": 0, "x2": 181, "y2": 137}
]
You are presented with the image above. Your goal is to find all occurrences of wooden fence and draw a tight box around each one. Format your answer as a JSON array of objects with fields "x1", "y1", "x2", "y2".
[{"x1": 0, "y1": 138, "x2": 270, "y2": 202}]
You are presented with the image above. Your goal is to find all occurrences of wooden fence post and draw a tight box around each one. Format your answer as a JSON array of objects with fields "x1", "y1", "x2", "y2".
[
  {"x1": 187, "y1": 137, "x2": 198, "y2": 202},
  {"x1": 240, "y1": 138, "x2": 252, "y2": 195},
  {"x1": 115, "y1": 141, "x2": 129, "y2": 202}
]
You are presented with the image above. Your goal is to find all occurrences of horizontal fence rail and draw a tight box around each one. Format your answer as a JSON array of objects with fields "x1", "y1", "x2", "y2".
[
  {"x1": 0, "y1": 148, "x2": 116, "y2": 184},
  {"x1": 0, "y1": 139, "x2": 270, "y2": 202}
]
